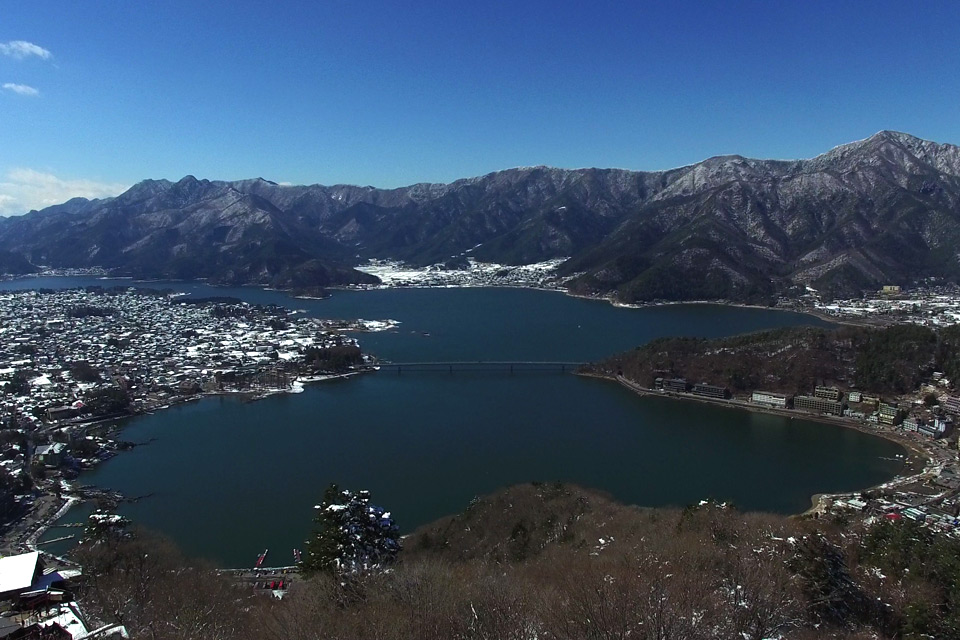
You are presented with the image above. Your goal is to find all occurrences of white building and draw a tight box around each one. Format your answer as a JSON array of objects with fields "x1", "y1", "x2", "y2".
[
  {"x1": 751, "y1": 391, "x2": 790, "y2": 409},
  {"x1": 0, "y1": 551, "x2": 42, "y2": 600}
]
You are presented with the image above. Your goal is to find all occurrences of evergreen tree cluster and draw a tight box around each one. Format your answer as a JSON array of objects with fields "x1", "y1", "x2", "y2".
[
  {"x1": 66, "y1": 304, "x2": 117, "y2": 318},
  {"x1": 595, "y1": 323, "x2": 960, "y2": 396},
  {"x1": 303, "y1": 345, "x2": 362, "y2": 372},
  {"x1": 302, "y1": 484, "x2": 400, "y2": 576},
  {"x1": 82, "y1": 511, "x2": 133, "y2": 545},
  {"x1": 4, "y1": 370, "x2": 32, "y2": 396},
  {"x1": 82, "y1": 387, "x2": 131, "y2": 416}
]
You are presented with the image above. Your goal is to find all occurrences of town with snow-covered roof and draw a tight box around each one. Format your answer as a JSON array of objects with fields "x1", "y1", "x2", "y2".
[
  {"x1": 0, "y1": 287, "x2": 383, "y2": 428},
  {"x1": 0, "y1": 287, "x2": 391, "y2": 567},
  {"x1": 786, "y1": 283, "x2": 960, "y2": 326}
]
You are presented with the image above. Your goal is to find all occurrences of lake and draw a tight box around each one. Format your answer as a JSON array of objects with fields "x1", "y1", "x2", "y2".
[{"x1": 1, "y1": 278, "x2": 904, "y2": 567}]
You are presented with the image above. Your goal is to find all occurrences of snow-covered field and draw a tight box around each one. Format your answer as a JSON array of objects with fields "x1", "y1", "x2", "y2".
[
  {"x1": 356, "y1": 319, "x2": 401, "y2": 332},
  {"x1": 355, "y1": 257, "x2": 569, "y2": 289}
]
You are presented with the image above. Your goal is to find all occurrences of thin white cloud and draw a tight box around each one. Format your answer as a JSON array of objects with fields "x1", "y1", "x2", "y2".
[
  {"x1": 0, "y1": 40, "x2": 52, "y2": 60},
  {"x1": 0, "y1": 169, "x2": 128, "y2": 216},
  {"x1": 2, "y1": 83, "x2": 39, "y2": 96}
]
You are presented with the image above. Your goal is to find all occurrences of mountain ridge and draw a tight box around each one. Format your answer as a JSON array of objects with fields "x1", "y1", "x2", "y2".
[{"x1": 3, "y1": 130, "x2": 959, "y2": 301}]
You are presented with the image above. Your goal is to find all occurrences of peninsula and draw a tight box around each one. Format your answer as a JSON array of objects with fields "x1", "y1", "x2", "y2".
[
  {"x1": 0, "y1": 286, "x2": 392, "y2": 556},
  {"x1": 583, "y1": 323, "x2": 960, "y2": 528}
]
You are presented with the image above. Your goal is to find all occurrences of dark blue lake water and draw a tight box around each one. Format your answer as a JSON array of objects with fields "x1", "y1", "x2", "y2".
[{"x1": 2, "y1": 278, "x2": 903, "y2": 567}]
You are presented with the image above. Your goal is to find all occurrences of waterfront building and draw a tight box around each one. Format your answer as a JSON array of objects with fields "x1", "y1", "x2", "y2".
[
  {"x1": 814, "y1": 386, "x2": 842, "y2": 402},
  {"x1": 845, "y1": 498, "x2": 868, "y2": 511},
  {"x1": 794, "y1": 395, "x2": 844, "y2": 416},
  {"x1": 878, "y1": 403, "x2": 900, "y2": 425},
  {"x1": 936, "y1": 416, "x2": 953, "y2": 434},
  {"x1": 918, "y1": 423, "x2": 941, "y2": 438},
  {"x1": 692, "y1": 382, "x2": 729, "y2": 399},
  {"x1": 903, "y1": 507, "x2": 926, "y2": 522},
  {"x1": 0, "y1": 551, "x2": 43, "y2": 600},
  {"x1": 944, "y1": 395, "x2": 960, "y2": 414},
  {"x1": 751, "y1": 390, "x2": 791, "y2": 409},
  {"x1": 661, "y1": 378, "x2": 688, "y2": 393},
  {"x1": 46, "y1": 406, "x2": 77, "y2": 422},
  {"x1": 34, "y1": 443, "x2": 65, "y2": 467},
  {"x1": 903, "y1": 417, "x2": 921, "y2": 432}
]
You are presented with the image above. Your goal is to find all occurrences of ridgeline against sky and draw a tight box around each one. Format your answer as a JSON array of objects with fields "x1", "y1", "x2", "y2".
[
  {"x1": 2, "y1": 1, "x2": 960, "y2": 215},
  {"x1": 2, "y1": 130, "x2": 960, "y2": 303}
]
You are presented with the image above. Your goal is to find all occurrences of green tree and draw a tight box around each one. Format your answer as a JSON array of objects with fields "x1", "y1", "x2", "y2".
[
  {"x1": 301, "y1": 483, "x2": 400, "y2": 576},
  {"x1": 83, "y1": 387, "x2": 131, "y2": 416},
  {"x1": 6, "y1": 370, "x2": 31, "y2": 396},
  {"x1": 70, "y1": 360, "x2": 102, "y2": 383},
  {"x1": 304, "y1": 345, "x2": 362, "y2": 372},
  {"x1": 82, "y1": 511, "x2": 133, "y2": 545}
]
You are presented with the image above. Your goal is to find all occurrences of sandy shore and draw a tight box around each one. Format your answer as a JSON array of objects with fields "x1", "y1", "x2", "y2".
[{"x1": 578, "y1": 371, "x2": 935, "y2": 515}]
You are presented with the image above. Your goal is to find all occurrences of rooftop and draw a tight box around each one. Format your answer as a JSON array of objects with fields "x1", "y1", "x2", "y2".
[{"x1": 0, "y1": 550, "x2": 40, "y2": 594}]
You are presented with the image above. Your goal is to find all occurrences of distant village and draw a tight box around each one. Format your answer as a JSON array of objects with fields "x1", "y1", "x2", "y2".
[
  {"x1": 791, "y1": 282, "x2": 960, "y2": 327},
  {"x1": 355, "y1": 257, "x2": 570, "y2": 289}
]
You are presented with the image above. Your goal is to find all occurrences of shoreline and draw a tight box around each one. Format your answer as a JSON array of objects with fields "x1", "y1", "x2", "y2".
[
  {"x1": 5, "y1": 269, "x2": 849, "y2": 328},
  {"x1": 0, "y1": 274, "x2": 922, "y2": 559},
  {"x1": 3, "y1": 369, "x2": 369, "y2": 557},
  {"x1": 337, "y1": 280, "x2": 845, "y2": 325},
  {"x1": 578, "y1": 371, "x2": 934, "y2": 515}
]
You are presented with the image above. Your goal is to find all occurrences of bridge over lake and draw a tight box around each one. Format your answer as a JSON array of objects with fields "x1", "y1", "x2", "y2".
[{"x1": 376, "y1": 361, "x2": 586, "y2": 373}]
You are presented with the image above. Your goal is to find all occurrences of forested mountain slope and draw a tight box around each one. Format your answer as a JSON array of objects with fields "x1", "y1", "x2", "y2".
[{"x1": 3, "y1": 131, "x2": 960, "y2": 301}]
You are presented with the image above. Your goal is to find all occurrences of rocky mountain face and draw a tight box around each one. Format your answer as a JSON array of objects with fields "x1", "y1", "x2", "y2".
[{"x1": 2, "y1": 130, "x2": 960, "y2": 301}]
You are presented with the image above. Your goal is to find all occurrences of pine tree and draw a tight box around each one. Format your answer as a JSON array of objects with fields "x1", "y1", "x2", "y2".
[
  {"x1": 82, "y1": 510, "x2": 132, "y2": 546},
  {"x1": 301, "y1": 483, "x2": 400, "y2": 576}
]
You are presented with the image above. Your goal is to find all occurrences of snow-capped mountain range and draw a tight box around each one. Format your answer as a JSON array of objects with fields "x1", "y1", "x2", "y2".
[{"x1": 2, "y1": 131, "x2": 960, "y2": 302}]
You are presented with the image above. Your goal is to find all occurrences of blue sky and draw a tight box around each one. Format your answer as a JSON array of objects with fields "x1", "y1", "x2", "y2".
[{"x1": 2, "y1": 1, "x2": 959, "y2": 214}]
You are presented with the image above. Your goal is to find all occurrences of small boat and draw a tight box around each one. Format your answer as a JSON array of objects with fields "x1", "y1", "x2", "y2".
[{"x1": 255, "y1": 548, "x2": 268, "y2": 568}]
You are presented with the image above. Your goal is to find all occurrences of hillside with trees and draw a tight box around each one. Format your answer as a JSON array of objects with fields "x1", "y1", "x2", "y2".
[
  {"x1": 585, "y1": 324, "x2": 951, "y2": 396},
  {"x1": 71, "y1": 483, "x2": 960, "y2": 639}
]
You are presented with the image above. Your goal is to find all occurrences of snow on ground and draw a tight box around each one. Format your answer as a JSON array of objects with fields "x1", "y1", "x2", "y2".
[
  {"x1": 355, "y1": 257, "x2": 569, "y2": 289},
  {"x1": 356, "y1": 319, "x2": 401, "y2": 332},
  {"x1": 29, "y1": 374, "x2": 52, "y2": 387}
]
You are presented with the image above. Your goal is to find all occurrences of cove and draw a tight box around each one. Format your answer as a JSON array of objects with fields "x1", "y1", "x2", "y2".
[{"x1": 2, "y1": 279, "x2": 905, "y2": 567}]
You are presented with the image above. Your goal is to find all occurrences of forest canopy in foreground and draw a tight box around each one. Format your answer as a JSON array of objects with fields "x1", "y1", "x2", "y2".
[{"x1": 75, "y1": 483, "x2": 960, "y2": 639}]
